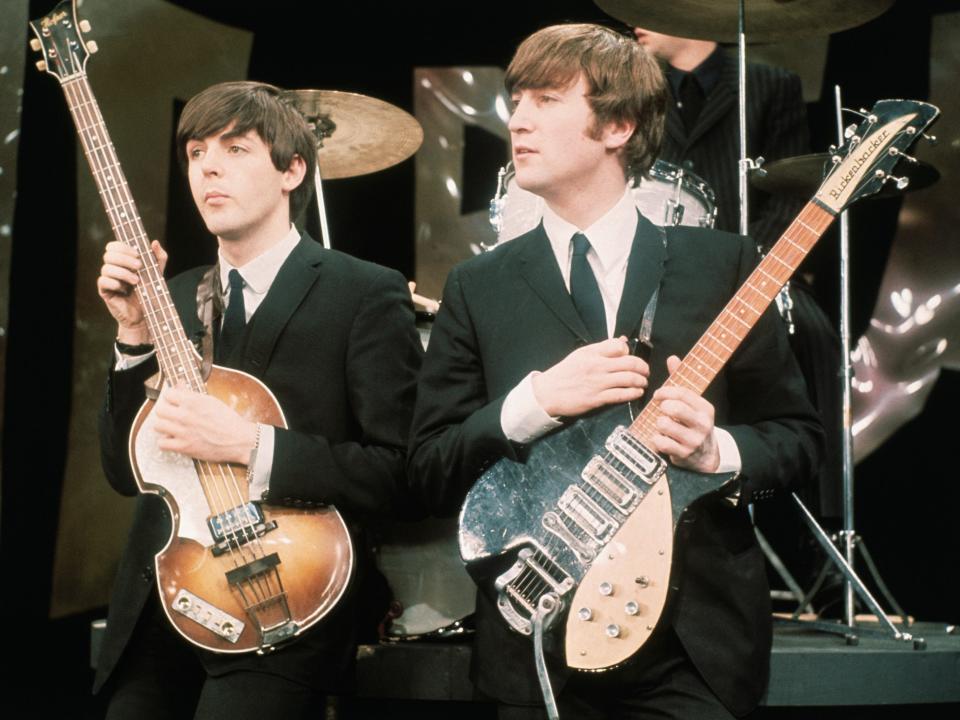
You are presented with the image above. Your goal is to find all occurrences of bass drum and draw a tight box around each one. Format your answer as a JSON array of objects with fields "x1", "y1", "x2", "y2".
[
  {"x1": 491, "y1": 159, "x2": 717, "y2": 243},
  {"x1": 376, "y1": 517, "x2": 476, "y2": 639}
]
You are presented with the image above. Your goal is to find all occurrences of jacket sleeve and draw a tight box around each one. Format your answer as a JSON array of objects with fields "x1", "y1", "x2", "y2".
[
  {"x1": 98, "y1": 354, "x2": 159, "y2": 497},
  {"x1": 266, "y1": 267, "x2": 424, "y2": 520},
  {"x1": 405, "y1": 265, "x2": 520, "y2": 517}
]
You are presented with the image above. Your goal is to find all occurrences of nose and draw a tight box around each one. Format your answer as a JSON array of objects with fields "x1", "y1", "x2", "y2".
[
  {"x1": 199, "y1": 145, "x2": 222, "y2": 176},
  {"x1": 508, "y1": 93, "x2": 532, "y2": 134}
]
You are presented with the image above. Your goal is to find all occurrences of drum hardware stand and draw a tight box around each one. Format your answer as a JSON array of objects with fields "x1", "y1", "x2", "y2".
[
  {"x1": 313, "y1": 166, "x2": 332, "y2": 249},
  {"x1": 729, "y1": 0, "x2": 911, "y2": 641},
  {"x1": 773, "y1": 86, "x2": 922, "y2": 648},
  {"x1": 305, "y1": 111, "x2": 335, "y2": 249}
]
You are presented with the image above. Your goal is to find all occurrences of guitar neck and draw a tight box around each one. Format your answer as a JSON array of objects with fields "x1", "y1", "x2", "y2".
[
  {"x1": 63, "y1": 75, "x2": 201, "y2": 389},
  {"x1": 628, "y1": 201, "x2": 836, "y2": 446}
]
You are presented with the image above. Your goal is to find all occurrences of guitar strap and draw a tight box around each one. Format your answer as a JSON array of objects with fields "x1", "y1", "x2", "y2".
[
  {"x1": 629, "y1": 224, "x2": 668, "y2": 362},
  {"x1": 196, "y1": 263, "x2": 224, "y2": 380}
]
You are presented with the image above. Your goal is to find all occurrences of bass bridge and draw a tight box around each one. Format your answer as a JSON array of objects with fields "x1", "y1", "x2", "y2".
[{"x1": 495, "y1": 545, "x2": 574, "y2": 635}]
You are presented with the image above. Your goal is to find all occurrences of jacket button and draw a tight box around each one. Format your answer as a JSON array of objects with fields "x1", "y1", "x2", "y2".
[{"x1": 141, "y1": 566, "x2": 154, "y2": 583}]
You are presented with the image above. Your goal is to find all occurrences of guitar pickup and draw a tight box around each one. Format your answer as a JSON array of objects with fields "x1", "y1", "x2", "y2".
[
  {"x1": 605, "y1": 426, "x2": 666, "y2": 485},
  {"x1": 557, "y1": 485, "x2": 618, "y2": 543},
  {"x1": 581, "y1": 456, "x2": 642, "y2": 511},
  {"x1": 208, "y1": 503, "x2": 278, "y2": 556}
]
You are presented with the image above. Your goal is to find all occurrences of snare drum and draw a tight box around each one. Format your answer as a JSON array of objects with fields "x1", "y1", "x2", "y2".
[
  {"x1": 489, "y1": 159, "x2": 717, "y2": 244},
  {"x1": 634, "y1": 160, "x2": 717, "y2": 229}
]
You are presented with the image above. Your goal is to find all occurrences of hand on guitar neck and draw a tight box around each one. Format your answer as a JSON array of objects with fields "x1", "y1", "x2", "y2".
[
  {"x1": 97, "y1": 239, "x2": 258, "y2": 467},
  {"x1": 97, "y1": 239, "x2": 167, "y2": 345},
  {"x1": 649, "y1": 355, "x2": 721, "y2": 474}
]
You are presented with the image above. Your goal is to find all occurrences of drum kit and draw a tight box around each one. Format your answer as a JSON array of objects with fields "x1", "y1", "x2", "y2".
[{"x1": 282, "y1": 0, "x2": 940, "y2": 643}]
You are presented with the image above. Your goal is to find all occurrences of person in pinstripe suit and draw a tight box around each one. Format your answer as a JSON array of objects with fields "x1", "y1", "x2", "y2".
[
  {"x1": 633, "y1": 28, "x2": 809, "y2": 249},
  {"x1": 634, "y1": 28, "x2": 845, "y2": 585}
]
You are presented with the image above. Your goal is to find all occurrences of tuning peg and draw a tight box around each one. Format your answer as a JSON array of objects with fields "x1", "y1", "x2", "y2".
[
  {"x1": 843, "y1": 124, "x2": 858, "y2": 139},
  {"x1": 923, "y1": 133, "x2": 938, "y2": 145},
  {"x1": 86, "y1": 40, "x2": 99, "y2": 54},
  {"x1": 888, "y1": 147, "x2": 918, "y2": 164},
  {"x1": 29, "y1": 38, "x2": 41, "y2": 52},
  {"x1": 79, "y1": 19, "x2": 92, "y2": 33},
  {"x1": 889, "y1": 175, "x2": 910, "y2": 190},
  {"x1": 35, "y1": 60, "x2": 47, "y2": 72}
]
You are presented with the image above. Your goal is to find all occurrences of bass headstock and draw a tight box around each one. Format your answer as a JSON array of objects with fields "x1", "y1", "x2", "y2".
[
  {"x1": 815, "y1": 99, "x2": 939, "y2": 214},
  {"x1": 28, "y1": 0, "x2": 97, "y2": 84}
]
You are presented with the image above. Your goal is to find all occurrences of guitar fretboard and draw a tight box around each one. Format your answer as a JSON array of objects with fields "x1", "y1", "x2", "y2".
[
  {"x1": 63, "y1": 75, "x2": 202, "y2": 391},
  {"x1": 628, "y1": 202, "x2": 835, "y2": 447}
]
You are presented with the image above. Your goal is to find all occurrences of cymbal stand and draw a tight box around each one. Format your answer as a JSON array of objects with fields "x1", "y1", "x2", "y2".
[
  {"x1": 313, "y1": 165, "x2": 332, "y2": 249},
  {"x1": 734, "y1": 0, "x2": 807, "y2": 604},
  {"x1": 778, "y1": 86, "x2": 920, "y2": 647}
]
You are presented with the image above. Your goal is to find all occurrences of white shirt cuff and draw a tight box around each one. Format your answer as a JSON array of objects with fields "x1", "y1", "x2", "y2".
[
  {"x1": 248, "y1": 424, "x2": 275, "y2": 500},
  {"x1": 714, "y1": 427, "x2": 741, "y2": 474},
  {"x1": 500, "y1": 372, "x2": 563, "y2": 444},
  {"x1": 114, "y1": 347, "x2": 155, "y2": 371}
]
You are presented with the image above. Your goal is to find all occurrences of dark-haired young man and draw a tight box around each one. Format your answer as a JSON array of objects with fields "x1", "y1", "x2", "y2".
[
  {"x1": 95, "y1": 81, "x2": 421, "y2": 718},
  {"x1": 408, "y1": 24, "x2": 822, "y2": 719}
]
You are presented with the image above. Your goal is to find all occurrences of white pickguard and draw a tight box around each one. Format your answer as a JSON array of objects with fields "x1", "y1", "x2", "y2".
[{"x1": 134, "y1": 395, "x2": 214, "y2": 546}]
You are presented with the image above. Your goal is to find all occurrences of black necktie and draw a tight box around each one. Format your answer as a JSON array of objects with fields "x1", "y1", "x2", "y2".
[
  {"x1": 217, "y1": 269, "x2": 246, "y2": 361},
  {"x1": 678, "y1": 73, "x2": 704, "y2": 132},
  {"x1": 569, "y1": 233, "x2": 607, "y2": 342}
]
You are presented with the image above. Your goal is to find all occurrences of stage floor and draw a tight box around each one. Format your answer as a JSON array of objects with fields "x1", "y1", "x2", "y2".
[{"x1": 356, "y1": 621, "x2": 960, "y2": 706}]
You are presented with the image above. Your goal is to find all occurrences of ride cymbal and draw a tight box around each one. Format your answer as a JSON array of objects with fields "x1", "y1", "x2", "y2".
[
  {"x1": 283, "y1": 89, "x2": 423, "y2": 179},
  {"x1": 595, "y1": 0, "x2": 894, "y2": 43}
]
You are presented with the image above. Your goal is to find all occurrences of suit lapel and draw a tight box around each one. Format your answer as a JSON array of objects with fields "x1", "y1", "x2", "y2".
[
  {"x1": 516, "y1": 225, "x2": 592, "y2": 343},
  {"x1": 233, "y1": 234, "x2": 324, "y2": 373},
  {"x1": 614, "y1": 213, "x2": 668, "y2": 339}
]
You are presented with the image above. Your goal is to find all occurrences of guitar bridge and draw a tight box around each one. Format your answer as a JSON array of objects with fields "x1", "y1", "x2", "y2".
[{"x1": 495, "y1": 546, "x2": 574, "y2": 635}]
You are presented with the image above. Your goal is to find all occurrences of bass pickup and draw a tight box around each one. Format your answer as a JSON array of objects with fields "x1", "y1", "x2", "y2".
[{"x1": 208, "y1": 502, "x2": 278, "y2": 557}]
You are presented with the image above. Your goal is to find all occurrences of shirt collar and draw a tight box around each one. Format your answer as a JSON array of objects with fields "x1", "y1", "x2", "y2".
[
  {"x1": 542, "y1": 187, "x2": 638, "y2": 274},
  {"x1": 666, "y1": 44, "x2": 725, "y2": 97},
  {"x1": 218, "y1": 225, "x2": 301, "y2": 296}
]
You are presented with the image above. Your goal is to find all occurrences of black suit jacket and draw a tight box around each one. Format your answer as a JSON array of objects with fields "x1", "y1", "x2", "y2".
[
  {"x1": 407, "y1": 216, "x2": 823, "y2": 715},
  {"x1": 659, "y1": 51, "x2": 809, "y2": 249},
  {"x1": 95, "y1": 235, "x2": 422, "y2": 692}
]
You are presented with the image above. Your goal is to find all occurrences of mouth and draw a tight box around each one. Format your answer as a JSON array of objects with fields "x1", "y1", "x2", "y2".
[
  {"x1": 204, "y1": 191, "x2": 228, "y2": 204},
  {"x1": 513, "y1": 146, "x2": 537, "y2": 159}
]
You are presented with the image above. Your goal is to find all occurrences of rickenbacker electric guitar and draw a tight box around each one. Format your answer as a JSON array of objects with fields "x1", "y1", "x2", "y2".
[
  {"x1": 459, "y1": 99, "x2": 939, "y2": 671},
  {"x1": 30, "y1": 1, "x2": 354, "y2": 654}
]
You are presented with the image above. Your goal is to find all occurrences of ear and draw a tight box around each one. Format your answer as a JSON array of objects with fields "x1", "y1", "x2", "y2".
[
  {"x1": 281, "y1": 153, "x2": 308, "y2": 192},
  {"x1": 602, "y1": 119, "x2": 636, "y2": 153}
]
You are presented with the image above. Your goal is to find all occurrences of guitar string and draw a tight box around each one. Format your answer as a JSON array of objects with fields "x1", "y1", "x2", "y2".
[{"x1": 68, "y1": 77, "x2": 276, "y2": 620}]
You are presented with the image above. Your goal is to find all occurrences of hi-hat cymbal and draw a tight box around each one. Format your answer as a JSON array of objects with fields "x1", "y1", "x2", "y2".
[
  {"x1": 751, "y1": 152, "x2": 940, "y2": 199},
  {"x1": 283, "y1": 89, "x2": 423, "y2": 179},
  {"x1": 595, "y1": 0, "x2": 894, "y2": 43}
]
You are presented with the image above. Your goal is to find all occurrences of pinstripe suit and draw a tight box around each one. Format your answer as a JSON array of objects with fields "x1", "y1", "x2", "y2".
[{"x1": 658, "y1": 49, "x2": 809, "y2": 249}]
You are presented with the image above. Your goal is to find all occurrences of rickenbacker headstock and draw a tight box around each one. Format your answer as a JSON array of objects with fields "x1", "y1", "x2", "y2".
[
  {"x1": 28, "y1": 0, "x2": 97, "y2": 84},
  {"x1": 815, "y1": 99, "x2": 939, "y2": 214}
]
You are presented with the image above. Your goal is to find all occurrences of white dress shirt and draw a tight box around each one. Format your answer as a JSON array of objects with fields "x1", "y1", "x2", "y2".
[{"x1": 499, "y1": 189, "x2": 741, "y2": 473}]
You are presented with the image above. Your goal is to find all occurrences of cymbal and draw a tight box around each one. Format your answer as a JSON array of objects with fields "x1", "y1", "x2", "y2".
[
  {"x1": 283, "y1": 89, "x2": 423, "y2": 179},
  {"x1": 750, "y1": 152, "x2": 940, "y2": 199},
  {"x1": 595, "y1": 0, "x2": 894, "y2": 43}
]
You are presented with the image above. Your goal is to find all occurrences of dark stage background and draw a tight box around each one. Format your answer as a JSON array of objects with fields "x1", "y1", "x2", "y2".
[{"x1": 2, "y1": 0, "x2": 958, "y2": 716}]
